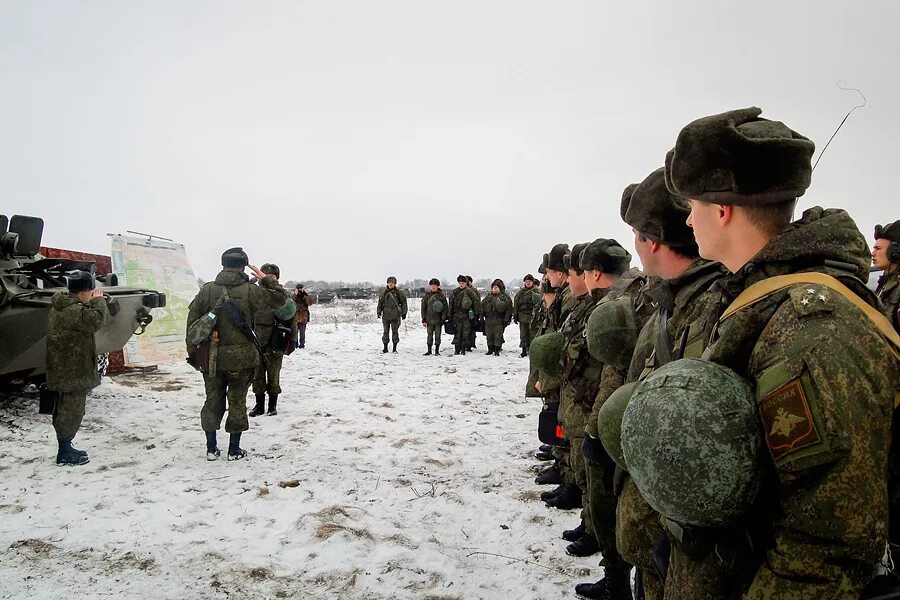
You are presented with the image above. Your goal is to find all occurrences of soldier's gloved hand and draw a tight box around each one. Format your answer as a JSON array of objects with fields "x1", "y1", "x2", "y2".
[{"x1": 422, "y1": 321, "x2": 427, "y2": 328}]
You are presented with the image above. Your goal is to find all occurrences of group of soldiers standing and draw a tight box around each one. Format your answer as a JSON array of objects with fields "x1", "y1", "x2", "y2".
[
  {"x1": 520, "y1": 107, "x2": 900, "y2": 599},
  {"x1": 378, "y1": 274, "x2": 537, "y2": 357}
]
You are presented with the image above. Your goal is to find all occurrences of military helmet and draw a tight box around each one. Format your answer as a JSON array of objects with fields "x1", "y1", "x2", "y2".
[
  {"x1": 529, "y1": 332, "x2": 565, "y2": 378},
  {"x1": 621, "y1": 358, "x2": 761, "y2": 527},
  {"x1": 274, "y1": 297, "x2": 297, "y2": 321},
  {"x1": 586, "y1": 295, "x2": 638, "y2": 371},
  {"x1": 430, "y1": 299, "x2": 444, "y2": 313},
  {"x1": 598, "y1": 381, "x2": 638, "y2": 470}
]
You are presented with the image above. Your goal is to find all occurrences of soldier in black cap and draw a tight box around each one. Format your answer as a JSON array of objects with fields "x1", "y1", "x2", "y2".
[
  {"x1": 186, "y1": 247, "x2": 288, "y2": 461},
  {"x1": 873, "y1": 220, "x2": 900, "y2": 333},
  {"x1": 45, "y1": 270, "x2": 108, "y2": 466}
]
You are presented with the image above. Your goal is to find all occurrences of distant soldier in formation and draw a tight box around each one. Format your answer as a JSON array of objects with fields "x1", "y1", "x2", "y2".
[
  {"x1": 45, "y1": 270, "x2": 107, "y2": 466},
  {"x1": 874, "y1": 220, "x2": 900, "y2": 333},
  {"x1": 449, "y1": 274, "x2": 481, "y2": 355},
  {"x1": 481, "y1": 278, "x2": 513, "y2": 355},
  {"x1": 465, "y1": 275, "x2": 480, "y2": 350},
  {"x1": 376, "y1": 276, "x2": 408, "y2": 353},
  {"x1": 513, "y1": 274, "x2": 539, "y2": 357},
  {"x1": 420, "y1": 278, "x2": 449, "y2": 355},
  {"x1": 186, "y1": 247, "x2": 288, "y2": 461}
]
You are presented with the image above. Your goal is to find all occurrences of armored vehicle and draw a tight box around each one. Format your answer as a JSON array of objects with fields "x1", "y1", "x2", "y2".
[{"x1": 0, "y1": 214, "x2": 166, "y2": 383}]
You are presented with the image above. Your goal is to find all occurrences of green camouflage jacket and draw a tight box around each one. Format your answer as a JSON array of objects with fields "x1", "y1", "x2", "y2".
[
  {"x1": 377, "y1": 287, "x2": 408, "y2": 321},
  {"x1": 876, "y1": 268, "x2": 900, "y2": 334},
  {"x1": 46, "y1": 292, "x2": 108, "y2": 392},
  {"x1": 553, "y1": 289, "x2": 605, "y2": 404},
  {"x1": 482, "y1": 292, "x2": 513, "y2": 324},
  {"x1": 421, "y1": 289, "x2": 449, "y2": 325},
  {"x1": 186, "y1": 269, "x2": 288, "y2": 371},
  {"x1": 449, "y1": 286, "x2": 482, "y2": 321},
  {"x1": 514, "y1": 286, "x2": 540, "y2": 323},
  {"x1": 673, "y1": 208, "x2": 897, "y2": 598}
]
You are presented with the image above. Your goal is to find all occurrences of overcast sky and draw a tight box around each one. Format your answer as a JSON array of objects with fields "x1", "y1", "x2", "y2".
[{"x1": 1, "y1": 1, "x2": 897, "y2": 282}]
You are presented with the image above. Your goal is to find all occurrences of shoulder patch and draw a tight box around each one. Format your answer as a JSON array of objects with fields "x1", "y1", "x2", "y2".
[
  {"x1": 788, "y1": 284, "x2": 834, "y2": 318},
  {"x1": 759, "y1": 379, "x2": 822, "y2": 461}
]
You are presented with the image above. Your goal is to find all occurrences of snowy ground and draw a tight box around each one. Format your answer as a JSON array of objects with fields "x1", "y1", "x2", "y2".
[{"x1": 0, "y1": 299, "x2": 601, "y2": 600}]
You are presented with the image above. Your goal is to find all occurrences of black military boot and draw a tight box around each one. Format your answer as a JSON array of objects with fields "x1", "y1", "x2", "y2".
[
  {"x1": 545, "y1": 484, "x2": 582, "y2": 509},
  {"x1": 539, "y1": 444, "x2": 553, "y2": 452},
  {"x1": 382, "y1": 343, "x2": 389, "y2": 354},
  {"x1": 453, "y1": 344, "x2": 461, "y2": 355},
  {"x1": 392, "y1": 342, "x2": 398, "y2": 353},
  {"x1": 227, "y1": 433, "x2": 247, "y2": 461},
  {"x1": 535, "y1": 463, "x2": 562, "y2": 485},
  {"x1": 485, "y1": 345, "x2": 494, "y2": 355},
  {"x1": 423, "y1": 346, "x2": 432, "y2": 356},
  {"x1": 562, "y1": 522, "x2": 585, "y2": 542},
  {"x1": 535, "y1": 449, "x2": 554, "y2": 461},
  {"x1": 205, "y1": 431, "x2": 220, "y2": 461},
  {"x1": 56, "y1": 439, "x2": 89, "y2": 466},
  {"x1": 566, "y1": 532, "x2": 600, "y2": 557},
  {"x1": 460, "y1": 345, "x2": 467, "y2": 355},
  {"x1": 266, "y1": 394, "x2": 278, "y2": 416},
  {"x1": 540, "y1": 484, "x2": 566, "y2": 502},
  {"x1": 520, "y1": 347, "x2": 527, "y2": 358},
  {"x1": 494, "y1": 348, "x2": 501, "y2": 356},
  {"x1": 434, "y1": 344, "x2": 441, "y2": 356},
  {"x1": 574, "y1": 567, "x2": 633, "y2": 600},
  {"x1": 249, "y1": 393, "x2": 266, "y2": 417}
]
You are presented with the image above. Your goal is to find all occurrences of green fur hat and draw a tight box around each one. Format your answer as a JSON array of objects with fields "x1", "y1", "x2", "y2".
[
  {"x1": 622, "y1": 168, "x2": 697, "y2": 250},
  {"x1": 564, "y1": 243, "x2": 589, "y2": 274},
  {"x1": 665, "y1": 107, "x2": 815, "y2": 205},
  {"x1": 875, "y1": 221, "x2": 900, "y2": 244},
  {"x1": 547, "y1": 244, "x2": 569, "y2": 272},
  {"x1": 538, "y1": 253, "x2": 549, "y2": 275},
  {"x1": 580, "y1": 238, "x2": 632, "y2": 274}
]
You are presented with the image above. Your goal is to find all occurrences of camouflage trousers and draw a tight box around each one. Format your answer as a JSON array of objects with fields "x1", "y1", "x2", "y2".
[
  {"x1": 616, "y1": 476, "x2": 664, "y2": 600},
  {"x1": 201, "y1": 368, "x2": 253, "y2": 434},
  {"x1": 252, "y1": 351, "x2": 283, "y2": 395},
  {"x1": 382, "y1": 318, "x2": 400, "y2": 345},
  {"x1": 584, "y1": 438, "x2": 631, "y2": 572},
  {"x1": 453, "y1": 318, "x2": 472, "y2": 348},
  {"x1": 484, "y1": 318, "x2": 506, "y2": 348},
  {"x1": 518, "y1": 320, "x2": 533, "y2": 349},
  {"x1": 426, "y1": 323, "x2": 442, "y2": 348},
  {"x1": 664, "y1": 525, "x2": 747, "y2": 600},
  {"x1": 560, "y1": 392, "x2": 590, "y2": 529},
  {"x1": 52, "y1": 389, "x2": 88, "y2": 441}
]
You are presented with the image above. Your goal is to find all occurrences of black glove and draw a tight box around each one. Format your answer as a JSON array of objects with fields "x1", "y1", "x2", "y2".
[{"x1": 582, "y1": 435, "x2": 608, "y2": 464}]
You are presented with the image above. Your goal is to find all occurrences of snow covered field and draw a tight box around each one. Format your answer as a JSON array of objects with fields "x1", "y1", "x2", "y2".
[{"x1": 0, "y1": 299, "x2": 600, "y2": 600}]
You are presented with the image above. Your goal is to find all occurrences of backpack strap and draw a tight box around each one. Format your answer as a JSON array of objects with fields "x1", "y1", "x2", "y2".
[{"x1": 720, "y1": 272, "x2": 900, "y2": 405}]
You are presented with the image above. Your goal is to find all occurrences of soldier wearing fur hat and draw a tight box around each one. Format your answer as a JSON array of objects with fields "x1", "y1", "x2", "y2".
[
  {"x1": 656, "y1": 108, "x2": 896, "y2": 598},
  {"x1": 377, "y1": 276, "x2": 408, "y2": 353},
  {"x1": 420, "y1": 278, "x2": 449, "y2": 355},
  {"x1": 448, "y1": 275, "x2": 481, "y2": 355},
  {"x1": 873, "y1": 220, "x2": 900, "y2": 333},
  {"x1": 575, "y1": 169, "x2": 724, "y2": 600},
  {"x1": 481, "y1": 278, "x2": 513, "y2": 355},
  {"x1": 186, "y1": 247, "x2": 289, "y2": 461},
  {"x1": 465, "y1": 275, "x2": 480, "y2": 350},
  {"x1": 45, "y1": 270, "x2": 107, "y2": 466},
  {"x1": 249, "y1": 263, "x2": 292, "y2": 417},
  {"x1": 514, "y1": 274, "x2": 539, "y2": 357}
]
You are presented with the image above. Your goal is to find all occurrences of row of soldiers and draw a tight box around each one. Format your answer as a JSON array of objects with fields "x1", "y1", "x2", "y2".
[
  {"x1": 522, "y1": 106, "x2": 900, "y2": 599},
  {"x1": 377, "y1": 274, "x2": 541, "y2": 356}
]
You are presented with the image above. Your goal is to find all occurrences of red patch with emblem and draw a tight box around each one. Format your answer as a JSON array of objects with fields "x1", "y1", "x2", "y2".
[{"x1": 758, "y1": 379, "x2": 821, "y2": 461}]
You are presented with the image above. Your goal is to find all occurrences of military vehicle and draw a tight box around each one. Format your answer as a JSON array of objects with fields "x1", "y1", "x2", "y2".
[{"x1": 0, "y1": 214, "x2": 166, "y2": 384}]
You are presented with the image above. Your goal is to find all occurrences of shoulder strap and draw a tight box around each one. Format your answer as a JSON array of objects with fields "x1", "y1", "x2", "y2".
[{"x1": 720, "y1": 272, "x2": 900, "y2": 362}]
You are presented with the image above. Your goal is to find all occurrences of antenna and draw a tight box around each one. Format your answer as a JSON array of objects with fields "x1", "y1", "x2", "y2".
[{"x1": 812, "y1": 82, "x2": 867, "y2": 172}]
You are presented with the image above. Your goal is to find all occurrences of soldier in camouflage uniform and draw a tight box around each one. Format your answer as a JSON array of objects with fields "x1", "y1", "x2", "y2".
[
  {"x1": 873, "y1": 221, "x2": 900, "y2": 334},
  {"x1": 187, "y1": 247, "x2": 288, "y2": 461},
  {"x1": 420, "y1": 278, "x2": 449, "y2": 355},
  {"x1": 449, "y1": 275, "x2": 481, "y2": 355},
  {"x1": 46, "y1": 271, "x2": 108, "y2": 466},
  {"x1": 249, "y1": 263, "x2": 291, "y2": 417},
  {"x1": 465, "y1": 275, "x2": 480, "y2": 350},
  {"x1": 377, "y1": 276, "x2": 408, "y2": 353},
  {"x1": 514, "y1": 274, "x2": 539, "y2": 357},
  {"x1": 581, "y1": 169, "x2": 724, "y2": 600},
  {"x1": 482, "y1": 278, "x2": 513, "y2": 355},
  {"x1": 655, "y1": 107, "x2": 897, "y2": 598}
]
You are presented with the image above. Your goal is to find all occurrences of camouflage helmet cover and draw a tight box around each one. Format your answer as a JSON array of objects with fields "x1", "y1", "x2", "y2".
[
  {"x1": 528, "y1": 332, "x2": 565, "y2": 378},
  {"x1": 586, "y1": 295, "x2": 638, "y2": 371},
  {"x1": 621, "y1": 358, "x2": 761, "y2": 527}
]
